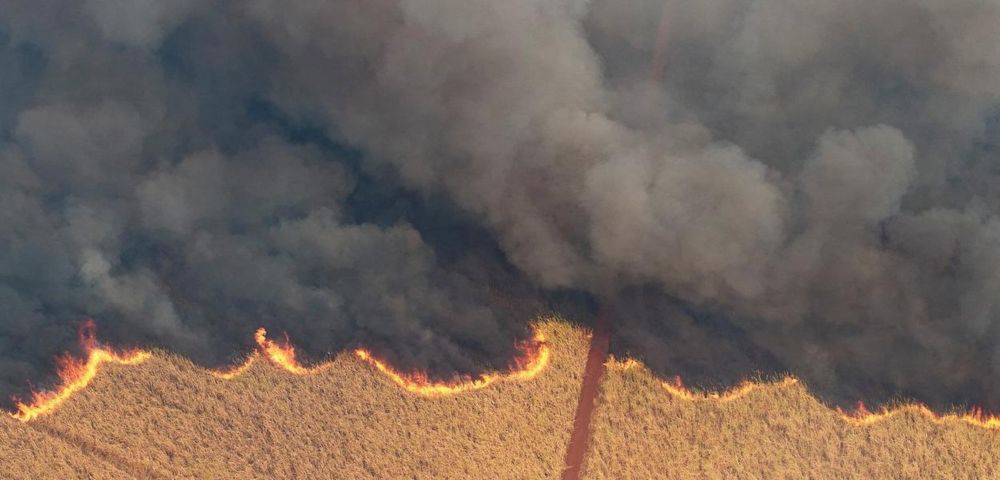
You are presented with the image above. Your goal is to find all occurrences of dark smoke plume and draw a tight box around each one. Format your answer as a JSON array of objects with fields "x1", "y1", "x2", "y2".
[{"x1": 1, "y1": 0, "x2": 1000, "y2": 412}]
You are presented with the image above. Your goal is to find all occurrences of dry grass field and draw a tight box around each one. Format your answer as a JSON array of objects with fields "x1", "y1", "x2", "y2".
[
  {"x1": 3, "y1": 320, "x2": 1000, "y2": 479},
  {"x1": 584, "y1": 361, "x2": 1000, "y2": 480},
  {"x1": 0, "y1": 320, "x2": 588, "y2": 479},
  {"x1": 0, "y1": 416, "x2": 132, "y2": 478}
]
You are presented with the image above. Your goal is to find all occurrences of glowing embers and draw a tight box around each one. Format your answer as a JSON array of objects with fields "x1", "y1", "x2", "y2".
[
  {"x1": 10, "y1": 320, "x2": 151, "y2": 422},
  {"x1": 354, "y1": 329, "x2": 551, "y2": 396}
]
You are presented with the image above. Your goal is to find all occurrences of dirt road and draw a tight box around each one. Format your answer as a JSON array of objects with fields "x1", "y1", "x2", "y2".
[{"x1": 561, "y1": 310, "x2": 610, "y2": 480}]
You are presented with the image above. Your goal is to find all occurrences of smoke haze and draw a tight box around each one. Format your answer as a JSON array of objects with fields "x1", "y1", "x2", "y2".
[{"x1": 1, "y1": 0, "x2": 1000, "y2": 411}]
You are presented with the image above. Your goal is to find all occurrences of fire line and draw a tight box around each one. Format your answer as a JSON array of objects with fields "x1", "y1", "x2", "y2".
[
  {"x1": 9, "y1": 321, "x2": 551, "y2": 422},
  {"x1": 354, "y1": 328, "x2": 550, "y2": 396},
  {"x1": 604, "y1": 359, "x2": 1000, "y2": 430},
  {"x1": 10, "y1": 320, "x2": 152, "y2": 422}
]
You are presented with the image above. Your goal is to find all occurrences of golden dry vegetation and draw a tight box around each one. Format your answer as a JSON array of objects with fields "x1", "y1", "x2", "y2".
[
  {"x1": 5, "y1": 320, "x2": 1000, "y2": 479},
  {"x1": 0, "y1": 415, "x2": 133, "y2": 478},
  {"x1": 0, "y1": 321, "x2": 589, "y2": 480},
  {"x1": 584, "y1": 361, "x2": 1000, "y2": 480}
]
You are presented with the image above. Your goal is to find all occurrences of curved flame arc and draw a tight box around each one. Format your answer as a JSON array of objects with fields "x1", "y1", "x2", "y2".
[
  {"x1": 209, "y1": 327, "x2": 335, "y2": 378},
  {"x1": 354, "y1": 330, "x2": 550, "y2": 396},
  {"x1": 10, "y1": 320, "x2": 151, "y2": 422},
  {"x1": 11, "y1": 323, "x2": 552, "y2": 421},
  {"x1": 209, "y1": 353, "x2": 259, "y2": 380},
  {"x1": 252, "y1": 328, "x2": 334, "y2": 375}
]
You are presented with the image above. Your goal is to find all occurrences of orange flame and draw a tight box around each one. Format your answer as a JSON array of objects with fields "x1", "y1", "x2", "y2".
[
  {"x1": 837, "y1": 401, "x2": 1000, "y2": 429},
  {"x1": 661, "y1": 375, "x2": 800, "y2": 403},
  {"x1": 11, "y1": 323, "x2": 553, "y2": 421},
  {"x1": 10, "y1": 320, "x2": 151, "y2": 422},
  {"x1": 354, "y1": 329, "x2": 550, "y2": 396},
  {"x1": 209, "y1": 353, "x2": 259, "y2": 380},
  {"x1": 10, "y1": 322, "x2": 1000, "y2": 431},
  {"x1": 209, "y1": 328, "x2": 332, "y2": 378},
  {"x1": 611, "y1": 356, "x2": 1000, "y2": 430},
  {"x1": 252, "y1": 327, "x2": 333, "y2": 375}
]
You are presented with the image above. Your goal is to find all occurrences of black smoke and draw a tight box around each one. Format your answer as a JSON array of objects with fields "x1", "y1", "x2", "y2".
[{"x1": 1, "y1": 0, "x2": 1000, "y2": 413}]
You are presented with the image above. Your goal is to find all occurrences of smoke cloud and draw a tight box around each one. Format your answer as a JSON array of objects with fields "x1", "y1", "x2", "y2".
[{"x1": 1, "y1": 0, "x2": 1000, "y2": 411}]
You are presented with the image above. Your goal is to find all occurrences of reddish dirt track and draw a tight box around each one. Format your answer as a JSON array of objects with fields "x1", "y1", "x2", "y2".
[
  {"x1": 650, "y1": 1, "x2": 672, "y2": 82},
  {"x1": 561, "y1": 311, "x2": 610, "y2": 480}
]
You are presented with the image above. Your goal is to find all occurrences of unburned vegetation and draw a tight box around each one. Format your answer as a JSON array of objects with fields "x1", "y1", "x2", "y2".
[
  {"x1": 584, "y1": 362, "x2": 1000, "y2": 479},
  {"x1": 3, "y1": 320, "x2": 1000, "y2": 479},
  {"x1": 0, "y1": 321, "x2": 588, "y2": 479}
]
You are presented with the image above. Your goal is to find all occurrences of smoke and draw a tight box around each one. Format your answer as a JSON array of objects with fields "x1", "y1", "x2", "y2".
[{"x1": 1, "y1": 0, "x2": 999, "y2": 411}]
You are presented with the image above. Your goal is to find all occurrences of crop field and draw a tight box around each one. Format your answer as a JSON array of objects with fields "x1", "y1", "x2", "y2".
[
  {"x1": 2, "y1": 320, "x2": 999, "y2": 479},
  {"x1": 584, "y1": 361, "x2": 1000, "y2": 479},
  {"x1": 0, "y1": 321, "x2": 588, "y2": 479}
]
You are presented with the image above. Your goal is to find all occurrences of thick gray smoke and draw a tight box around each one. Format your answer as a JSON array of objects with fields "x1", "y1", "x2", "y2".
[{"x1": 1, "y1": 0, "x2": 1000, "y2": 411}]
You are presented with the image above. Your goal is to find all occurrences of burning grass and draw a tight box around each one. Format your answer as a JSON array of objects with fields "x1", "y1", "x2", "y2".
[
  {"x1": 0, "y1": 419, "x2": 134, "y2": 479},
  {"x1": 585, "y1": 359, "x2": 1000, "y2": 479},
  {"x1": 4, "y1": 322, "x2": 1000, "y2": 479},
  {"x1": 0, "y1": 319, "x2": 587, "y2": 479},
  {"x1": 10, "y1": 320, "x2": 152, "y2": 422}
]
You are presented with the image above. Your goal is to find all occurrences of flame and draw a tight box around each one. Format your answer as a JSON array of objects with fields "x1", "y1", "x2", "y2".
[
  {"x1": 607, "y1": 355, "x2": 798, "y2": 402},
  {"x1": 610, "y1": 356, "x2": 1000, "y2": 430},
  {"x1": 210, "y1": 327, "x2": 333, "y2": 378},
  {"x1": 8, "y1": 322, "x2": 553, "y2": 421},
  {"x1": 9, "y1": 322, "x2": 1000, "y2": 431},
  {"x1": 253, "y1": 328, "x2": 333, "y2": 375},
  {"x1": 209, "y1": 353, "x2": 259, "y2": 380},
  {"x1": 10, "y1": 320, "x2": 151, "y2": 422},
  {"x1": 354, "y1": 329, "x2": 550, "y2": 396},
  {"x1": 661, "y1": 375, "x2": 800, "y2": 403},
  {"x1": 837, "y1": 401, "x2": 1000, "y2": 429}
]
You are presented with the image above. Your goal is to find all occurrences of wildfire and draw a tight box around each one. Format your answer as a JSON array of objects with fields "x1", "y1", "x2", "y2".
[
  {"x1": 12, "y1": 320, "x2": 1000, "y2": 433},
  {"x1": 10, "y1": 320, "x2": 151, "y2": 422},
  {"x1": 354, "y1": 329, "x2": 550, "y2": 396},
  {"x1": 608, "y1": 355, "x2": 1000, "y2": 430},
  {"x1": 661, "y1": 374, "x2": 800, "y2": 403},
  {"x1": 212, "y1": 328, "x2": 335, "y2": 378},
  {"x1": 253, "y1": 328, "x2": 333, "y2": 375},
  {"x1": 606, "y1": 356, "x2": 798, "y2": 402},
  {"x1": 838, "y1": 401, "x2": 1000, "y2": 430},
  {"x1": 209, "y1": 353, "x2": 259, "y2": 380},
  {"x1": 9, "y1": 321, "x2": 553, "y2": 421}
]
